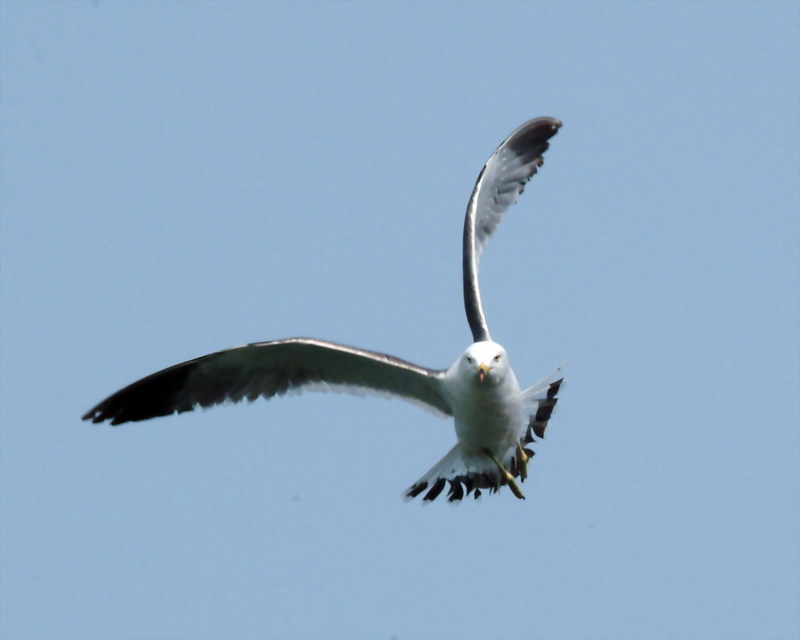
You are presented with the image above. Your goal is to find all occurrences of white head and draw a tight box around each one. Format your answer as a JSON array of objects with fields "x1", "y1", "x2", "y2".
[{"x1": 454, "y1": 340, "x2": 510, "y2": 386}]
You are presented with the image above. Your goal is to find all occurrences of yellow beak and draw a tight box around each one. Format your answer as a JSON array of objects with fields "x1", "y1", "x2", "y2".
[{"x1": 478, "y1": 363, "x2": 490, "y2": 382}]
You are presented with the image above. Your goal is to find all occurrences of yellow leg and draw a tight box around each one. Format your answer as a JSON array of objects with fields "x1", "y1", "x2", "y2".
[
  {"x1": 516, "y1": 442, "x2": 529, "y2": 482},
  {"x1": 484, "y1": 449, "x2": 526, "y2": 500}
]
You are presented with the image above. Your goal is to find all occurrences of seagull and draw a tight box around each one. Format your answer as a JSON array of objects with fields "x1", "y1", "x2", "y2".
[{"x1": 83, "y1": 117, "x2": 564, "y2": 502}]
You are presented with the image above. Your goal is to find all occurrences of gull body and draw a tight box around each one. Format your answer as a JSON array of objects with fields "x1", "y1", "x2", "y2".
[
  {"x1": 84, "y1": 117, "x2": 565, "y2": 502},
  {"x1": 405, "y1": 339, "x2": 559, "y2": 501},
  {"x1": 446, "y1": 341, "x2": 521, "y2": 455}
]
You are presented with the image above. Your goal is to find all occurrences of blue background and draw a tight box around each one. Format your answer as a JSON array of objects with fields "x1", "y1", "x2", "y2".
[{"x1": 2, "y1": 3, "x2": 798, "y2": 639}]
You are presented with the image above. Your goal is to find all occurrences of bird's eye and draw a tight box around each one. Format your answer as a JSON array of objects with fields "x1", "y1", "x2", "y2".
[
  {"x1": 493, "y1": 355, "x2": 501, "y2": 362},
  {"x1": 466, "y1": 356, "x2": 473, "y2": 364}
]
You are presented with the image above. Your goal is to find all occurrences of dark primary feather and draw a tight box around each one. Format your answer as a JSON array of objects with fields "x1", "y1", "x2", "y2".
[
  {"x1": 463, "y1": 117, "x2": 562, "y2": 342},
  {"x1": 524, "y1": 377, "x2": 563, "y2": 443},
  {"x1": 83, "y1": 338, "x2": 452, "y2": 426}
]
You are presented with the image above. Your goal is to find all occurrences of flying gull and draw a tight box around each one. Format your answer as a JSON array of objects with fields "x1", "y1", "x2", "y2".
[{"x1": 83, "y1": 117, "x2": 564, "y2": 502}]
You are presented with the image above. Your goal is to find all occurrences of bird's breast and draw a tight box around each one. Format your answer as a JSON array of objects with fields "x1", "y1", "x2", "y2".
[{"x1": 451, "y1": 382, "x2": 523, "y2": 453}]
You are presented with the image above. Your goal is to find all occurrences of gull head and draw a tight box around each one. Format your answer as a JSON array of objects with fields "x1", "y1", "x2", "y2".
[{"x1": 457, "y1": 341, "x2": 510, "y2": 386}]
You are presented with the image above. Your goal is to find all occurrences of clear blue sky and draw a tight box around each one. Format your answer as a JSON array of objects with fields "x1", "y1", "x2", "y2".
[{"x1": 1, "y1": 3, "x2": 798, "y2": 639}]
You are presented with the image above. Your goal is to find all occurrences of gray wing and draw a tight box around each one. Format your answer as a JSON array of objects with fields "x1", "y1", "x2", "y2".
[
  {"x1": 463, "y1": 117, "x2": 562, "y2": 342},
  {"x1": 83, "y1": 337, "x2": 452, "y2": 425}
]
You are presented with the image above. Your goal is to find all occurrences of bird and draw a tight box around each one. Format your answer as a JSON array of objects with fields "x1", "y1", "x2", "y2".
[{"x1": 83, "y1": 117, "x2": 565, "y2": 502}]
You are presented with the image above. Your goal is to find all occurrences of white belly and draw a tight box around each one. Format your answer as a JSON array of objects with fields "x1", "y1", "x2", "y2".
[{"x1": 452, "y1": 380, "x2": 523, "y2": 455}]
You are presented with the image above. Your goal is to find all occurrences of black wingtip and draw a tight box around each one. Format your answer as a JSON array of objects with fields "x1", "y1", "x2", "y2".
[
  {"x1": 529, "y1": 377, "x2": 564, "y2": 439},
  {"x1": 506, "y1": 117, "x2": 562, "y2": 148},
  {"x1": 82, "y1": 362, "x2": 196, "y2": 426},
  {"x1": 405, "y1": 481, "x2": 429, "y2": 499},
  {"x1": 423, "y1": 477, "x2": 447, "y2": 501}
]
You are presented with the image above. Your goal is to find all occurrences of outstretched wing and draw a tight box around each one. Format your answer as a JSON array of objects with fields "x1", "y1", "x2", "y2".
[
  {"x1": 83, "y1": 337, "x2": 452, "y2": 425},
  {"x1": 462, "y1": 117, "x2": 562, "y2": 342}
]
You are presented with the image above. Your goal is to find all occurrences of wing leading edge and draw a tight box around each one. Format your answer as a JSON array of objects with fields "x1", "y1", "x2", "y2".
[
  {"x1": 462, "y1": 117, "x2": 562, "y2": 342},
  {"x1": 83, "y1": 338, "x2": 452, "y2": 425}
]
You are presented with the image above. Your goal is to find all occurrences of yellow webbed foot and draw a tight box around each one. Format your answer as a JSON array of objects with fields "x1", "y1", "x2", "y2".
[{"x1": 484, "y1": 449, "x2": 526, "y2": 500}]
